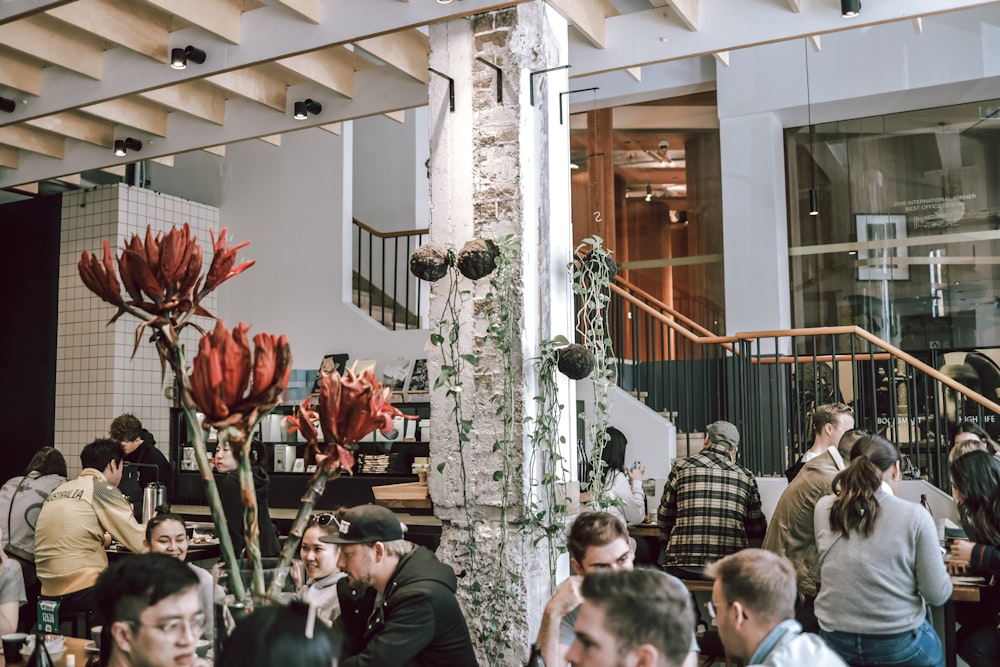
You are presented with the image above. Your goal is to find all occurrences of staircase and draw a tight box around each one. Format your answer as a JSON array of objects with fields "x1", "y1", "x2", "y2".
[
  {"x1": 352, "y1": 218, "x2": 426, "y2": 330},
  {"x1": 603, "y1": 276, "x2": 1000, "y2": 491}
]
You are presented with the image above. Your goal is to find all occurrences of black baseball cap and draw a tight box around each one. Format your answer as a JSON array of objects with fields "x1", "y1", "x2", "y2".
[{"x1": 319, "y1": 504, "x2": 405, "y2": 544}]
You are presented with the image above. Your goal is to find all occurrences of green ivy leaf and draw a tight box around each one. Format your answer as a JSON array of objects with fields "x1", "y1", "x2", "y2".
[
  {"x1": 461, "y1": 354, "x2": 478, "y2": 365},
  {"x1": 430, "y1": 333, "x2": 444, "y2": 346},
  {"x1": 437, "y1": 462, "x2": 446, "y2": 473},
  {"x1": 493, "y1": 470, "x2": 503, "y2": 481}
]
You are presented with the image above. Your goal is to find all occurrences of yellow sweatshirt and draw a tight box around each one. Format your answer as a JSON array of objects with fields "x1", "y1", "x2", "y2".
[{"x1": 34, "y1": 469, "x2": 145, "y2": 596}]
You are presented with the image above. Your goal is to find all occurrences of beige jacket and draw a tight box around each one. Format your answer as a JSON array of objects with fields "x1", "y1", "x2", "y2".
[
  {"x1": 34, "y1": 469, "x2": 145, "y2": 596},
  {"x1": 762, "y1": 449, "x2": 845, "y2": 597}
]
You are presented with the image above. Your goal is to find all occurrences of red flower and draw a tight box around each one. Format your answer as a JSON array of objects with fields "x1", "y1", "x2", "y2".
[
  {"x1": 117, "y1": 224, "x2": 203, "y2": 317},
  {"x1": 78, "y1": 240, "x2": 126, "y2": 320},
  {"x1": 189, "y1": 321, "x2": 292, "y2": 438},
  {"x1": 310, "y1": 364, "x2": 413, "y2": 474},
  {"x1": 205, "y1": 227, "x2": 254, "y2": 293}
]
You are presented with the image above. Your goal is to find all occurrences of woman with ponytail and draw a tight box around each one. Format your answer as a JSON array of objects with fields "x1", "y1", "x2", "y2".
[{"x1": 813, "y1": 434, "x2": 952, "y2": 667}]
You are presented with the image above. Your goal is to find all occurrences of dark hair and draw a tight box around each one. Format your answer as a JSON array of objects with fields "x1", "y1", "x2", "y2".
[
  {"x1": 109, "y1": 414, "x2": 144, "y2": 442},
  {"x1": 836, "y1": 428, "x2": 870, "y2": 460},
  {"x1": 249, "y1": 439, "x2": 268, "y2": 468},
  {"x1": 950, "y1": 450, "x2": 1000, "y2": 545},
  {"x1": 145, "y1": 505, "x2": 187, "y2": 543},
  {"x1": 706, "y1": 549, "x2": 796, "y2": 625},
  {"x1": 81, "y1": 438, "x2": 125, "y2": 472},
  {"x1": 601, "y1": 427, "x2": 628, "y2": 484},
  {"x1": 567, "y1": 512, "x2": 629, "y2": 563},
  {"x1": 26, "y1": 447, "x2": 67, "y2": 478},
  {"x1": 580, "y1": 570, "x2": 692, "y2": 667},
  {"x1": 94, "y1": 553, "x2": 199, "y2": 625},
  {"x1": 951, "y1": 421, "x2": 999, "y2": 457},
  {"x1": 829, "y1": 434, "x2": 899, "y2": 538},
  {"x1": 217, "y1": 602, "x2": 343, "y2": 667}
]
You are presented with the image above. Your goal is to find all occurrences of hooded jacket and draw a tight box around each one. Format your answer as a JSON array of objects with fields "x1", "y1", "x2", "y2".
[
  {"x1": 216, "y1": 466, "x2": 280, "y2": 558},
  {"x1": 338, "y1": 544, "x2": 478, "y2": 667},
  {"x1": 748, "y1": 620, "x2": 847, "y2": 666}
]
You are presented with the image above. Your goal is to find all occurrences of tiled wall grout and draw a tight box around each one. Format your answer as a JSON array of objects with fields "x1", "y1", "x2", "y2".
[{"x1": 56, "y1": 184, "x2": 219, "y2": 480}]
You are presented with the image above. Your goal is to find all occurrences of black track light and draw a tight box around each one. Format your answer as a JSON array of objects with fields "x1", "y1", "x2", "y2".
[
  {"x1": 841, "y1": 0, "x2": 861, "y2": 18},
  {"x1": 293, "y1": 99, "x2": 322, "y2": 120},
  {"x1": 809, "y1": 188, "x2": 819, "y2": 216},
  {"x1": 114, "y1": 138, "x2": 142, "y2": 157},
  {"x1": 0, "y1": 97, "x2": 15, "y2": 113},
  {"x1": 171, "y1": 45, "x2": 207, "y2": 70}
]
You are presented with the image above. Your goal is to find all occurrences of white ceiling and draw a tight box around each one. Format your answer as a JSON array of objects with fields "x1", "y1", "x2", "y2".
[{"x1": 0, "y1": 0, "x2": 993, "y2": 195}]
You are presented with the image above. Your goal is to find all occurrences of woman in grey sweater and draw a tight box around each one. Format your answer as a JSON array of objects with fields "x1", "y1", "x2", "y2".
[{"x1": 814, "y1": 434, "x2": 952, "y2": 667}]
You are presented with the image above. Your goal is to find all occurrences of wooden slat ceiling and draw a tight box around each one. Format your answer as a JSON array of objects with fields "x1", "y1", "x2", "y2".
[{"x1": 0, "y1": 0, "x2": 992, "y2": 192}]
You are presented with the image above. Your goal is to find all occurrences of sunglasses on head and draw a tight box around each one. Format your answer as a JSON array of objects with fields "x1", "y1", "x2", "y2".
[{"x1": 309, "y1": 513, "x2": 340, "y2": 528}]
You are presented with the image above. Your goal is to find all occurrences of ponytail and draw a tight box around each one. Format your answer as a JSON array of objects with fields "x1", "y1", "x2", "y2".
[{"x1": 828, "y1": 434, "x2": 899, "y2": 538}]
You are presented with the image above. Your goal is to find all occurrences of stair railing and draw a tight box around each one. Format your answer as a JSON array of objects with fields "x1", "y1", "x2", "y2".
[{"x1": 352, "y1": 218, "x2": 428, "y2": 330}]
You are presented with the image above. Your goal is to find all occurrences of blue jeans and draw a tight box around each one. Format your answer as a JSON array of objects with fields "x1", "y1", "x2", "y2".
[{"x1": 820, "y1": 618, "x2": 943, "y2": 667}]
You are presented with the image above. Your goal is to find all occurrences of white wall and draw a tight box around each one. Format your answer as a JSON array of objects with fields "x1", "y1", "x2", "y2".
[{"x1": 217, "y1": 126, "x2": 429, "y2": 374}]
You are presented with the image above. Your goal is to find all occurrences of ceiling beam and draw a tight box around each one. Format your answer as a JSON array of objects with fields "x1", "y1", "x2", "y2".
[
  {"x1": 318, "y1": 122, "x2": 341, "y2": 135},
  {"x1": 275, "y1": 46, "x2": 372, "y2": 98},
  {"x1": 0, "y1": 65, "x2": 426, "y2": 188},
  {"x1": 0, "y1": 14, "x2": 105, "y2": 79},
  {"x1": 140, "y1": 0, "x2": 244, "y2": 44},
  {"x1": 206, "y1": 66, "x2": 289, "y2": 112},
  {"x1": 0, "y1": 125, "x2": 65, "y2": 158},
  {"x1": 25, "y1": 111, "x2": 115, "y2": 148},
  {"x1": 0, "y1": 47, "x2": 43, "y2": 96},
  {"x1": 568, "y1": 0, "x2": 1000, "y2": 77},
  {"x1": 80, "y1": 97, "x2": 170, "y2": 136},
  {"x1": 547, "y1": 0, "x2": 607, "y2": 49},
  {"x1": 663, "y1": 0, "x2": 698, "y2": 31},
  {"x1": 786, "y1": 0, "x2": 801, "y2": 12},
  {"x1": 354, "y1": 28, "x2": 429, "y2": 83},
  {"x1": 258, "y1": 134, "x2": 282, "y2": 146},
  {"x1": 0, "y1": 145, "x2": 18, "y2": 169},
  {"x1": 47, "y1": 0, "x2": 172, "y2": 63},
  {"x1": 0, "y1": 0, "x2": 526, "y2": 127},
  {"x1": 0, "y1": 0, "x2": 75, "y2": 26},
  {"x1": 203, "y1": 145, "x2": 226, "y2": 157},
  {"x1": 139, "y1": 81, "x2": 227, "y2": 125},
  {"x1": 274, "y1": 0, "x2": 321, "y2": 23}
]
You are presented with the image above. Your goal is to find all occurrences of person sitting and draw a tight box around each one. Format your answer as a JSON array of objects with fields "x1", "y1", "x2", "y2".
[
  {"x1": 35, "y1": 439, "x2": 145, "y2": 621},
  {"x1": 0, "y1": 447, "x2": 67, "y2": 632},
  {"x1": 565, "y1": 569, "x2": 694, "y2": 667},
  {"x1": 110, "y1": 414, "x2": 173, "y2": 521},
  {"x1": 784, "y1": 403, "x2": 855, "y2": 482},
  {"x1": 217, "y1": 601, "x2": 343, "y2": 667},
  {"x1": 946, "y1": 449, "x2": 1000, "y2": 667},
  {"x1": 214, "y1": 439, "x2": 280, "y2": 558},
  {"x1": 144, "y1": 506, "x2": 221, "y2": 640},
  {"x1": 295, "y1": 513, "x2": 346, "y2": 625},
  {"x1": 705, "y1": 548, "x2": 846, "y2": 666},
  {"x1": 94, "y1": 553, "x2": 205, "y2": 667},
  {"x1": 762, "y1": 428, "x2": 866, "y2": 632},
  {"x1": 534, "y1": 512, "x2": 698, "y2": 667},
  {"x1": 0, "y1": 528, "x2": 26, "y2": 638},
  {"x1": 596, "y1": 427, "x2": 646, "y2": 527},
  {"x1": 814, "y1": 434, "x2": 951, "y2": 666},
  {"x1": 950, "y1": 420, "x2": 1000, "y2": 463}
]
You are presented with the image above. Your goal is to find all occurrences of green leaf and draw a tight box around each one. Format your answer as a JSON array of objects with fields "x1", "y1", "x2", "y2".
[
  {"x1": 493, "y1": 470, "x2": 503, "y2": 481},
  {"x1": 437, "y1": 462, "x2": 446, "y2": 473},
  {"x1": 461, "y1": 354, "x2": 478, "y2": 365},
  {"x1": 430, "y1": 333, "x2": 444, "y2": 346}
]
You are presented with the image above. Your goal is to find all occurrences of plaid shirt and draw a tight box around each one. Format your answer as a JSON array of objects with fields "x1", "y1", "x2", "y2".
[{"x1": 657, "y1": 442, "x2": 767, "y2": 567}]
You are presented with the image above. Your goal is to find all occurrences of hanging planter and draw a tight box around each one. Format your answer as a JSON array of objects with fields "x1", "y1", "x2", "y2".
[
  {"x1": 456, "y1": 238, "x2": 499, "y2": 280},
  {"x1": 556, "y1": 343, "x2": 596, "y2": 380},
  {"x1": 409, "y1": 243, "x2": 453, "y2": 282}
]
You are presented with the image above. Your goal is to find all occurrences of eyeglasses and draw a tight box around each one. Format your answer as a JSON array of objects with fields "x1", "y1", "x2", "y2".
[
  {"x1": 705, "y1": 601, "x2": 717, "y2": 620},
  {"x1": 308, "y1": 513, "x2": 340, "y2": 529},
  {"x1": 128, "y1": 612, "x2": 206, "y2": 641}
]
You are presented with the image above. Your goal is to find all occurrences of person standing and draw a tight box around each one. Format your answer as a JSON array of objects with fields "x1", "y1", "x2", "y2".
[
  {"x1": 705, "y1": 549, "x2": 846, "y2": 666},
  {"x1": 110, "y1": 414, "x2": 173, "y2": 520},
  {"x1": 34, "y1": 439, "x2": 145, "y2": 617},
  {"x1": 214, "y1": 440, "x2": 280, "y2": 558},
  {"x1": 0, "y1": 447, "x2": 67, "y2": 631},
  {"x1": 327, "y1": 504, "x2": 478, "y2": 666},
  {"x1": 814, "y1": 434, "x2": 951, "y2": 667},
  {"x1": 762, "y1": 428, "x2": 866, "y2": 631},
  {"x1": 657, "y1": 420, "x2": 767, "y2": 578}
]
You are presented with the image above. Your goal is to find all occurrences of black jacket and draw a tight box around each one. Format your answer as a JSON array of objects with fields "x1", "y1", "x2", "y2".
[
  {"x1": 338, "y1": 544, "x2": 478, "y2": 667},
  {"x1": 216, "y1": 467, "x2": 280, "y2": 558},
  {"x1": 120, "y1": 434, "x2": 175, "y2": 520}
]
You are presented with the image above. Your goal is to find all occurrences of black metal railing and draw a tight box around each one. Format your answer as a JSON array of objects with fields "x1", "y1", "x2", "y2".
[
  {"x1": 352, "y1": 218, "x2": 427, "y2": 330},
  {"x1": 603, "y1": 277, "x2": 1000, "y2": 491}
]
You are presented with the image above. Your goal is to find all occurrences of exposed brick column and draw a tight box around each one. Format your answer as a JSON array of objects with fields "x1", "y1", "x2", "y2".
[{"x1": 426, "y1": 4, "x2": 575, "y2": 663}]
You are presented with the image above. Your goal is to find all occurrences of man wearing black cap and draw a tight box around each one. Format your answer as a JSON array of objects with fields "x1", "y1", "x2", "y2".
[
  {"x1": 656, "y1": 420, "x2": 766, "y2": 580},
  {"x1": 324, "y1": 504, "x2": 478, "y2": 666}
]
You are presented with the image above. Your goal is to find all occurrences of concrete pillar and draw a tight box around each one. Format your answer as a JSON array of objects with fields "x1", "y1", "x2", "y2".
[{"x1": 427, "y1": 3, "x2": 575, "y2": 663}]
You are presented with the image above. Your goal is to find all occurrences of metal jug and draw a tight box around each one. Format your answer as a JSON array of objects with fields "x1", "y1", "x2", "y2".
[{"x1": 142, "y1": 482, "x2": 167, "y2": 524}]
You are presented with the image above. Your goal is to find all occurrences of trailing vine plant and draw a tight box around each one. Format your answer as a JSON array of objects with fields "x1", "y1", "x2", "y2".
[{"x1": 572, "y1": 235, "x2": 618, "y2": 507}]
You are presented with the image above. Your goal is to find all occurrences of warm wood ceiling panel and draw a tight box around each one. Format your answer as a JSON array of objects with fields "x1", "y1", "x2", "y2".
[
  {"x1": 46, "y1": 0, "x2": 172, "y2": 63},
  {"x1": 0, "y1": 14, "x2": 105, "y2": 79}
]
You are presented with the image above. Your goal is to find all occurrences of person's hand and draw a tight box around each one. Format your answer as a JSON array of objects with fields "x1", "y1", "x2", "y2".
[
  {"x1": 628, "y1": 461, "x2": 645, "y2": 482},
  {"x1": 950, "y1": 538, "x2": 974, "y2": 564},
  {"x1": 947, "y1": 559, "x2": 969, "y2": 575},
  {"x1": 544, "y1": 575, "x2": 583, "y2": 619}
]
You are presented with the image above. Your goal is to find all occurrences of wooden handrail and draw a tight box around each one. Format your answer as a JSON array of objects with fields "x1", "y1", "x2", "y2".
[
  {"x1": 613, "y1": 275, "x2": 717, "y2": 337},
  {"x1": 610, "y1": 280, "x2": 1000, "y2": 417},
  {"x1": 353, "y1": 218, "x2": 429, "y2": 240}
]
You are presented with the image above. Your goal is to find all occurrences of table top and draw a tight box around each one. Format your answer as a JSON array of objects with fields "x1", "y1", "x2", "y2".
[
  {"x1": 680, "y1": 575, "x2": 984, "y2": 602},
  {"x1": 5, "y1": 636, "x2": 91, "y2": 667},
  {"x1": 628, "y1": 523, "x2": 660, "y2": 538}
]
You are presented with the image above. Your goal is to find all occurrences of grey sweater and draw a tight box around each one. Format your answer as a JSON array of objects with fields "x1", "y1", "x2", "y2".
[{"x1": 814, "y1": 489, "x2": 952, "y2": 634}]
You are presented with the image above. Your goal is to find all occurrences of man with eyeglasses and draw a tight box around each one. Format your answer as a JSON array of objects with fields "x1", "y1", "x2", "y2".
[
  {"x1": 323, "y1": 504, "x2": 477, "y2": 666},
  {"x1": 94, "y1": 553, "x2": 206, "y2": 667},
  {"x1": 705, "y1": 549, "x2": 846, "y2": 666},
  {"x1": 762, "y1": 428, "x2": 866, "y2": 632}
]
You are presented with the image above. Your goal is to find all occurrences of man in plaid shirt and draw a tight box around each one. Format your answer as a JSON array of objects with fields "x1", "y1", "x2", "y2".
[{"x1": 657, "y1": 421, "x2": 767, "y2": 579}]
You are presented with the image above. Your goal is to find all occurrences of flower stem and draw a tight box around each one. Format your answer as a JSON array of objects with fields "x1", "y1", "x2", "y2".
[
  {"x1": 237, "y1": 445, "x2": 265, "y2": 597},
  {"x1": 267, "y1": 468, "x2": 331, "y2": 597}
]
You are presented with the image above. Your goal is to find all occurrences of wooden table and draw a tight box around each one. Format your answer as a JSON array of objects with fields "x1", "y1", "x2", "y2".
[
  {"x1": 941, "y1": 578, "x2": 983, "y2": 667},
  {"x1": 628, "y1": 522, "x2": 660, "y2": 538}
]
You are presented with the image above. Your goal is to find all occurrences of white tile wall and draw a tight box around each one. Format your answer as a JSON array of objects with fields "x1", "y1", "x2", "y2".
[{"x1": 57, "y1": 184, "x2": 219, "y2": 477}]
